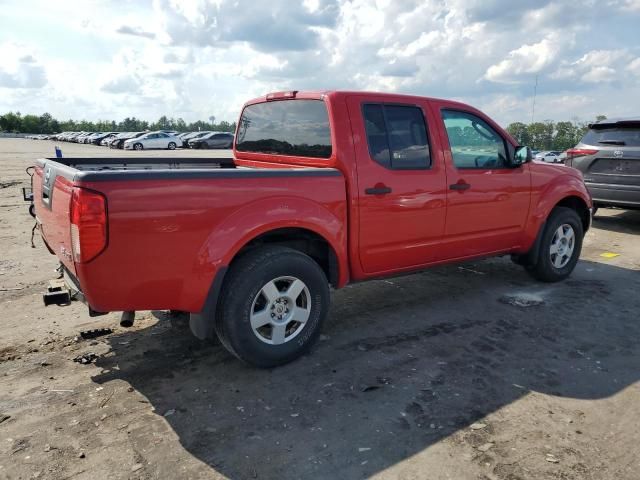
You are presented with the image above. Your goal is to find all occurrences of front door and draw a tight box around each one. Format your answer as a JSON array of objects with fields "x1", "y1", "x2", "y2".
[
  {"x1": 435, "y1": 107, "x2": 531, "y2": 258},
  {"x1": 346, "y1": 95, "x2": 448, "y2": 275}
]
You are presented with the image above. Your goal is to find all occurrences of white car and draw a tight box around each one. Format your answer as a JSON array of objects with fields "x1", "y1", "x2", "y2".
[
  {"x1": 124, "y1": 131, "x2": 180, "y2": 150},
  {"x1": 534, "y1": 151, "x2": 562, "y2": 163}
]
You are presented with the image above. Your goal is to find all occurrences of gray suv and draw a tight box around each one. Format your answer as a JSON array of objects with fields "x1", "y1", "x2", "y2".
[{"x1": 567, "y1": 118, "x2": 640, "y2": 210}]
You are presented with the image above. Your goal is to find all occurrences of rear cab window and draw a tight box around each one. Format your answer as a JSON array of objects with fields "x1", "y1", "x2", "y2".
[
  {"x1": 236, "y1": 99, "x2": 332, "y2": 158},
  {"x1": 362, "y1": 104, "x2": 431, "y2": 169}
]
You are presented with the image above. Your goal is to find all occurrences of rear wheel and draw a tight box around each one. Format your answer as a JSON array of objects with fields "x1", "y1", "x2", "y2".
[
  {"x1": 525, "y1": 207, "x2": 583, "y2": 282},
  {"x1": 168, "y1": 142, "x2": 176, "y2": 150},
  {"x1": 215, "y1": 246, "x2": 329, "y2": 367},
  {"x1": 133, "y1": 143, "x2": 143, "y2": 151}
]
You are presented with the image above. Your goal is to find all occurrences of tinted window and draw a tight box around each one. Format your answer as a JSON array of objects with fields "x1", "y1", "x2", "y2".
[
  {"x1": 442, "y1": 110, "x2": 508, "y2": 169},
  {"x1": 236, "y1": 99, "x2": 331, "y2": 158},
  {"x1": 581, "y1": 127, "x2": 640, "y2": 147},
  {"x1": 362, "y1": 104, "x2": 430, "y2": 169}
]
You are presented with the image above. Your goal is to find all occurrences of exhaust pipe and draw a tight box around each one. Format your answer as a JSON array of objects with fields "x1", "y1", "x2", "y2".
[{"x1": 120, "y1": 311, "x2": 135, "y2": 328}]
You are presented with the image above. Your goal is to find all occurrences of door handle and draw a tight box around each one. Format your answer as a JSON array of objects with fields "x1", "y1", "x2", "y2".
[
  {"x1": 449, "y1": 182, "x2": 471, "y2": 191},
  {"x1": 365, "y1": 186, "x2": 392, "y2": 195}
]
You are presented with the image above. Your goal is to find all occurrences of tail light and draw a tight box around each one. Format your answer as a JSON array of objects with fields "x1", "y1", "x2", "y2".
[
  {"x1": 565, "y1": 148, "x2": 598, "y2": 167},
  {"x1": 70, "y1": 187, "x2": 108, "y2": 263}
]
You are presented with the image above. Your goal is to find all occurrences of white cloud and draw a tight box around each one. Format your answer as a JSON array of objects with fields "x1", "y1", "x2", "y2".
[
  {"x1": 0, "y1": 0, "x2": 639, "y2": 126},
  {"x1": 0, "y1": 42, "x2": 47, "y2": 89},
  {"x1": 484, "y1": 34, "x2": 564, "y2": 84}
]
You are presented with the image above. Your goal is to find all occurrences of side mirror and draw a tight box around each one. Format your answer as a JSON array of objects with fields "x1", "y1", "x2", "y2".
[{"x1": 513, "y1": 146, "x2": 532, "y2": 166}]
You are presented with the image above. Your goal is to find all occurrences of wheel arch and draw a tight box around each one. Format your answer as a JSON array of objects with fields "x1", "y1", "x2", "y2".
[
  {"x1": 189, "y1": 226, "x2": 342, "y2": 341},
  {"x1": 230, "y1": 227, "x2": 341, "y2": 288},
  {"x1": 553, "y1": 195, "x2": 591, "y2": 233}
]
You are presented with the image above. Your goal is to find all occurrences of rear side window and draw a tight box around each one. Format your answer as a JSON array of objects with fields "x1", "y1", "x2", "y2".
[
  {"x1": 581, "y1": 127, "x2": 640, "y2": 147},
  {"x1": 236, "y1": 99, "x2": 332, "y2": 158},
  {"x1": 362, "y1": 104, "x2": 430, "y2": 169}
]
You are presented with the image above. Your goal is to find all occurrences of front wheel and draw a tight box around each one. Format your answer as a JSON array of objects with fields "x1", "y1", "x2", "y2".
[
  {"x1": 133, "y1": 143, "x2": 143, "y2": 151},
  {"x1": 215, "y1": 246, "x2": 330, "y2": 367},
  {"x1": 168, "y1": 142, "x2": 176, "y2": 150},
  {"x1": 525, "y1": 207, "x2": 583, "y2": 282}
]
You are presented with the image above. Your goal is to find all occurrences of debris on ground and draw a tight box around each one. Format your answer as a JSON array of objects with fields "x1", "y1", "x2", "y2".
[
  {"x1": 73, "y1": 352, "x2": 98, "y2": 364},
  {"x1": 0, "y1": 413, "x2": 11, "y2": 424},
  {"x1": 477, "y1": 443, "x2": 494, "y2": 452},
  {"x1": 131, "y1": 463, "x2": 143, "y2": 472},
  {"x1": 499, "y1": 293, "x2": 545, "y2": 307},
  {"x1": 545, "y1": 454, "x2": 560, "y2": 463},
  {"x1": 79, "y1": 328, "x2": 113, "y2": 340},
  {"x1": 164, "y1": 409, "x2": 176, "y2": 417},
  {"x1": 600, "y1": 252, "x2": 620, "y2": 259},
  {"x1": 470, "y1": 422, "x2": 487, "y2": 430},
  {"x1": 358, "y1": 447, "x2": 371, "y2": 452}
]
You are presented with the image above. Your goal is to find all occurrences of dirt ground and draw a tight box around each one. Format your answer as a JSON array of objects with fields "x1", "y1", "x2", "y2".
[{"x1": 0, "y1": 138, "x2": 639, "y2": 480}]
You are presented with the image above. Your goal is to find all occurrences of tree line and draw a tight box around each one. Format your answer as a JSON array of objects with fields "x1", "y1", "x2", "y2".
[
  {"x1": 506, "y1": 115, "x2": 606, "y2": 151},
  {"x1": 1, "y1": 110, "x2": 605, "y2": 152},
  {"x1": 0, "y1": 112, "x2": 236, "y2": 134}
]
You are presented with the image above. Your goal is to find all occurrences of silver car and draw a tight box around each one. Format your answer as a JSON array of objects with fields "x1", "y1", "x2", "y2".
[
  {"x1": 124, "y1": 131, "x2": 180, "y2": 150},
  {"x1": 566, "y1": 118, "x2": 640, "y2": 210}
]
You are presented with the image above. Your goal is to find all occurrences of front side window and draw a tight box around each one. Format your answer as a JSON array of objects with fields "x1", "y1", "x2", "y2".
[
  {"x1": 362, "y1": 104, "x2": 430, "y2": 169},
  {"x1": 236, "y1": 99, "x2": 332, "y2": 158},
  {"x1": 442, "y1": 110, "x2": 508, "y2": 169}
]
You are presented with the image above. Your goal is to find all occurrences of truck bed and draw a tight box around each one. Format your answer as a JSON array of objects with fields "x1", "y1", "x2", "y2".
[{"x1": 32, "y1": 156, "x2": 346, "y2": 314}]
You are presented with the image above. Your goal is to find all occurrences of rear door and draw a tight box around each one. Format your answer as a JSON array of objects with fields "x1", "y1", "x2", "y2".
[{"x1": 346, "y1": 95, "x2": 448, "y2": 274}]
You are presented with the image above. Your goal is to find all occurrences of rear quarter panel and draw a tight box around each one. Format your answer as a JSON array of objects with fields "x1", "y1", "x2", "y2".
[{"x1": 74, "y1": 173, "x2": 347, "y2": 313}]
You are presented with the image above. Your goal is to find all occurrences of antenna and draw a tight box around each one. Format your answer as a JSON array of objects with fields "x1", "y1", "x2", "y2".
[{"x1": 531, "y1": 75, "x2": 538, "y2": 124}]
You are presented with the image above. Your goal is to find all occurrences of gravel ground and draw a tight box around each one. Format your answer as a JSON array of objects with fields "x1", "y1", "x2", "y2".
[{"x1": 1, "y1": 138, "x2": 639, "y2": 480}]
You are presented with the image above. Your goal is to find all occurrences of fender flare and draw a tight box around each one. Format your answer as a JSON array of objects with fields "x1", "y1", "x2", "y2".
[{"x1": 187, "y1": 197, "x2": 347, "y2": 339}]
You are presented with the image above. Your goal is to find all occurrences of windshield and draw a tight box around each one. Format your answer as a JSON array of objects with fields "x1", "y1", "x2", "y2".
[{"x1": 236, "y1": 99, "x2": 332, "y2": 159}]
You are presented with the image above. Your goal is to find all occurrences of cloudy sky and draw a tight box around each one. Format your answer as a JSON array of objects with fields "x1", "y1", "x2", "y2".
[{"x1": 1, "y1": 0, "x2": 639, "y2": 126}]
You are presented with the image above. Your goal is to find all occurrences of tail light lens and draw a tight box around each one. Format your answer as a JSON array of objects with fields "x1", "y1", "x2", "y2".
[
  {"x1": 565, "y1": 148, "x2": 598, "y2": 167},
  {"x1": 70, "y1": 187, "x2": 107, "y2": 263}
]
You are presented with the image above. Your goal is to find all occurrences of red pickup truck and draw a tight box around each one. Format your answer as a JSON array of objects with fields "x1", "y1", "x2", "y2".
[{"x1": 32, "y1": 91, "x2": 592, "y2": 367}]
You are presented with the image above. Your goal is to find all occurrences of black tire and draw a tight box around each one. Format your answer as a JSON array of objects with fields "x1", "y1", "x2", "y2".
[
  {"x1": 525, "y1": 207, "x2": 583, "y2": 282},
  {"x1": 168, "y1": 142, "x2": 176, "y2": 150},
  {"x1": 215, "y1": 246, "x2": 329, "y2": 368},
  {"x1": 134, "y1": 143, "x2": 143, "y2": 151}
]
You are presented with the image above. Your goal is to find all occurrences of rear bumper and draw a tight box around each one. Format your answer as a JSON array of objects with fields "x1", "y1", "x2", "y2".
[
  {"x1": 586, "y1": 181, "x2": 640, "y2": 209},
  {"x1": 63, "y1": 267, "x2": 108, "y2": 316}
]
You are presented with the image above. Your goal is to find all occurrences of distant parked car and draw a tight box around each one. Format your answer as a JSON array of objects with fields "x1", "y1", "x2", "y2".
[
  {"x1": 180, "y1": 131, "x2": 212, "y2": 147},
  {"x1": 188, "y1": 132, "x2": 234, "y2": 149},
  {"x1": 566, "y1": 117, "x2": 640, "y2": 211},
  {"x1": 535, "y1": 151, "x2": 562, "y2": 163},
  {"x1": 557, "y1": 151, "x2": 568, "y2": 164},
  {"x1": 123, "y1": 131, "x2": 180, "y2": 150},
  {"x1": 110, "y1": 132, "x2": 145, "y2": 149}
]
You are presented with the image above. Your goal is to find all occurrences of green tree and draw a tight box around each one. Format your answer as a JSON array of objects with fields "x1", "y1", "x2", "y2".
[
  {"x1": 21, "y1": 114, "x2": 41, "y2": 133},
  {"x1": 506, "y1": 122, "x2": 530, "y2": 145},
  {"x1": 0, "y1": 111, "x2": 22, "y2": 132}
]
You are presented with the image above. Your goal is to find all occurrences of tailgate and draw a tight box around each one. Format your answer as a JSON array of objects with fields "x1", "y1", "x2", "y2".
[
  {"x1": 584, "y1": 150, "x2": 640, "y2": 186},
  {"x1": 33, "y1": 160, "x2": 78, "y2": 275}
]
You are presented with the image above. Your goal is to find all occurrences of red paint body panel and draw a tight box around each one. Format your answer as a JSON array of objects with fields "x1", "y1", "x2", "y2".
[
  {"x1": 72, "y1": 176, "x2": 347, "y2": 312},
  {"x1": 32, "y1": 90, "x2": 592, "y2": 315}
]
